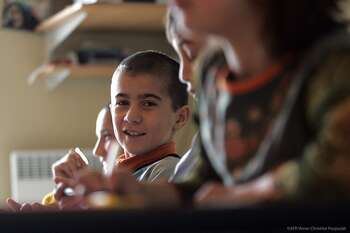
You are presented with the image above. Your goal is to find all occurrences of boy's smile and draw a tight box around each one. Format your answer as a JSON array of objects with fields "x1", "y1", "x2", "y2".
[
  {"x1": 111, "y1": 72, "x2": 178, "y2": 157},
  {"x1": 123, "y1": 129, "x2": 146, "y2": 137}
]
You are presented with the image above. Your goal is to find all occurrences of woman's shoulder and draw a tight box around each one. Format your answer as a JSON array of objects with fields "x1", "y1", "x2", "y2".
[
  {"x1": 301, "y1": 30, "x2": 350, "y2": 70},
  {"x1": 303, "y1": 32, "x2": 350, "y2": 128}
]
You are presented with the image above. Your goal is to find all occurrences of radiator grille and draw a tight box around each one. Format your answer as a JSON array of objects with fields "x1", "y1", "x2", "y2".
[{"x1": 10, "y1": 149, "x2": 101, "y2": 202}]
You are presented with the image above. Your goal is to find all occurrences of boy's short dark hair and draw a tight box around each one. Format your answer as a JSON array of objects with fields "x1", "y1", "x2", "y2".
[{"x1": 116, "y1": 50, "x2": 188, "y2": 111}]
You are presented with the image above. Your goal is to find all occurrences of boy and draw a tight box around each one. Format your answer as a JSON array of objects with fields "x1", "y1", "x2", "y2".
[
  {"x1": 109, "y1": 50, "x2": 190, "y2": 182},
  {"x1": 53, "y1": 51, "x2": 191, "y2": 206}
]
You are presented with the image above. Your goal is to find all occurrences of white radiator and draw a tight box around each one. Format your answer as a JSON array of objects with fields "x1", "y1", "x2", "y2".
[{"x1": 10, "y1": 149, "x2": 101, "y2": 203}]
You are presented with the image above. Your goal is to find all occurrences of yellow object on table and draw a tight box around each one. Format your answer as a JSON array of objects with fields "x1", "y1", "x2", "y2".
[{"x1": 87, "y1": 192, "x2": 145, "y2": 209}]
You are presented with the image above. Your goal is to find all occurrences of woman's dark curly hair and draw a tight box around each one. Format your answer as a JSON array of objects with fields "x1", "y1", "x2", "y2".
[{"x1": 256, "y1": 0, "x2": 348, "y2": 56}]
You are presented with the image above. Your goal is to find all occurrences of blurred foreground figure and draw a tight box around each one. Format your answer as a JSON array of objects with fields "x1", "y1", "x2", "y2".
[{"x1": 22, "y1": 0, "x2": 350, "y2": 210}]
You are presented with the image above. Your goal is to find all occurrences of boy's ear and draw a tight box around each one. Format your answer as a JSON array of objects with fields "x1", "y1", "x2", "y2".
[{"x1": 173, "y1": 105, "x2": 191, "y2": 131}]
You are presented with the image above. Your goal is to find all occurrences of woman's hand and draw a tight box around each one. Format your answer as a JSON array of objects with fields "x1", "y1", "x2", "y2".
[{"x1": 194, "y1": 173, "x2": 282, "y2": 208}]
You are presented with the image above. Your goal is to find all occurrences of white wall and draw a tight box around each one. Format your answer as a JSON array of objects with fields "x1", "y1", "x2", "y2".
[{"x1": 0, "y1": 29, "x2": 111, "y2": 203}]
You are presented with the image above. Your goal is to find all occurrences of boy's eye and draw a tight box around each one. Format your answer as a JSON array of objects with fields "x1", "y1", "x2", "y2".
[
  {"x1": 115, "y1": 100, "x2": 129, "y2": 107},
  {"x1": 142, "y1": 100, "x2": 157, "y2": 107}
]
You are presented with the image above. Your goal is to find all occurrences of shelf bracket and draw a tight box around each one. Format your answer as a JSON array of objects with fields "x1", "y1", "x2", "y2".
[
  {"x1": 41, "y1": 3, "x2": 87, "y2": 56},
  {"x1": 27, "y1": 64, "x2": 70, "y2": 91},
  {"x1": 46, "y1": 67, "x2": 71, "y2": 91},
  {"x1": 27, "y1": 64, "x2": 51, "y2": 85}
]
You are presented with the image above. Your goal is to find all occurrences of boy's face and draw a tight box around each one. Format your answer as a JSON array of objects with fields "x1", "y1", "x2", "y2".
[
  {"x1": 93, "y1": 108, "x2": 122, "y2": 170},
  {"x1": 111, "y1": 72, "x2": 178, "y2": 156}
]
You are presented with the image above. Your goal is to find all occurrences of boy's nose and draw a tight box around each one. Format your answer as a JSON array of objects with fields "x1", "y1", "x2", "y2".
[{"x1": 124, "y1": 105, "x2": 142, "y2": 124}]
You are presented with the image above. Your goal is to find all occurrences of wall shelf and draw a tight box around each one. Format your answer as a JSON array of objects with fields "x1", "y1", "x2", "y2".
[
  {"x1": 28, "y1": 64, "x2": 116, "y2": 90},
  {"x1": 54, "y1": 64, "x2": 116, "y2": 79},
  {"x1": 29, "y1": 3, "x2": 167, "y2": 89},
  {"x1": 36, "y1": 3, "x2": 166, "y2": 33}
]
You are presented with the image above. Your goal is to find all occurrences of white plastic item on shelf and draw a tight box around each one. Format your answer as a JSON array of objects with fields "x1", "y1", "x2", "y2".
[{"x1": 74, "y1": 0, "x2": 99, "y2": 4}]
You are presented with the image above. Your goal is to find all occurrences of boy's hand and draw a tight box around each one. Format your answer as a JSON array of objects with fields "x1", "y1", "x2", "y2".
[
  {"x1": 52, "y1": 148, "x2": 88, "y2": 184},
  {"x1": 56, "y1": 190, "x2": 86, "y2": 210},
  {"x1": 53, "y1": 168, "x2": 110, "y2": 209},
  {"x1": 74, "y1": 169, "x2": 111, "y2": 194},
  {"x1": 61, "y1": 168, "x2": 137, "y2": 196},
  {"x1": 53, "y1": 166, "x2": 149, "y2": 209},
  {"x1": 109, "y1": 168, "x2": 142, "y2": 195},
  {"x1": 56, "y1": 167, "x2": 145, "y2": 209},
  {"x1": 53, "y1": 180, "x2": 86, "y2": 210}
]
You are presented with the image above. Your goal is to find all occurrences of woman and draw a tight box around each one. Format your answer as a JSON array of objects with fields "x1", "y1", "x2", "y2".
[{"x1": 171, "y1": 0, "x2": 350, "y2": 206}]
